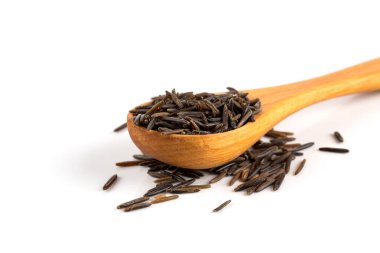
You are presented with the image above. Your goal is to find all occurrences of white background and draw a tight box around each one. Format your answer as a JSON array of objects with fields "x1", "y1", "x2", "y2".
[{"x1": 1, "y1": 1, "x2": 380, "y2": 252}]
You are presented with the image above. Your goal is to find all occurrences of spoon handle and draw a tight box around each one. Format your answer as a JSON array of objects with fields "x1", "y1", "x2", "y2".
[{"x1": 246, "y1": 58, "x2": 380, "y2": 108}]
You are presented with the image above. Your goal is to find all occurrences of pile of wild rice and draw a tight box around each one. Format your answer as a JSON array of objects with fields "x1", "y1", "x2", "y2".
[
  {"x1": 106, "y1": 129, "x2": 315, "y2": 212},
  {"x1": 129, "y1": 87, "x2": 261, "y2": 134}
]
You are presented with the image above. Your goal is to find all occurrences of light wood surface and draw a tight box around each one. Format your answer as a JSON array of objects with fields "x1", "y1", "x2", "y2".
[{"x1": 127, "y1": 58, "x2": 380, "y2": 169}]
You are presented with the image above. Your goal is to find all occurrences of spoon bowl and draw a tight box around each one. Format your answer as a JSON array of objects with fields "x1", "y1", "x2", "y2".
[{"x1": 128, "y1": 58, "x2": 380, "y2": 169}]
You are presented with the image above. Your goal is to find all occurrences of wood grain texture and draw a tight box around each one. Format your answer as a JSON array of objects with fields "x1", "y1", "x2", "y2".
[{"x1": 128, "y1": 58, "x2": 380, "y2": 169}]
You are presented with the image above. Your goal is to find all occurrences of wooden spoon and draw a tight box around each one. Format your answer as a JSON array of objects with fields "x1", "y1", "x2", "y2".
[{"x1": 127, "y1": 58, "x2": 380, "y2": 169}]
